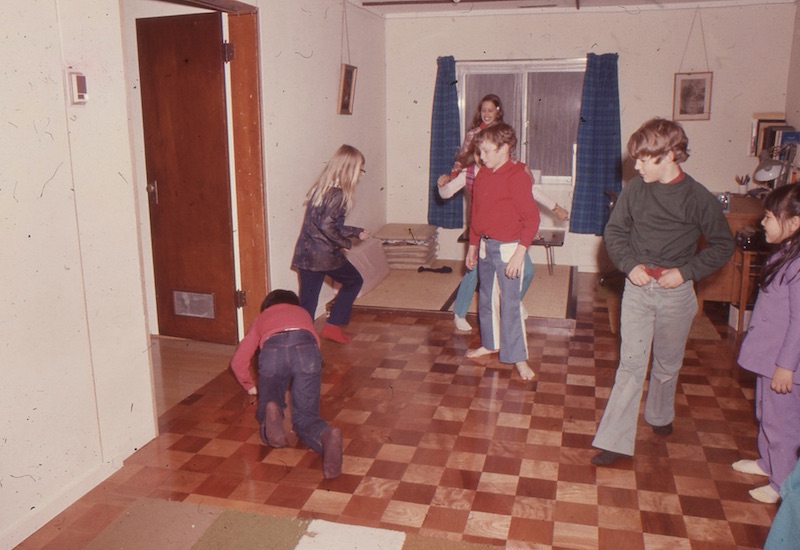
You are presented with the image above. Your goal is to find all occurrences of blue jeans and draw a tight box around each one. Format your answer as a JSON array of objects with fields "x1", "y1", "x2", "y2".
[
  {"x1": 256, "y1": 330, "x2": 329, "y2": 454},
  {"x1": 453, "y1": 251, "x2": 534, "y2": 319},
  {"x1": 298, "y1": 260, "x2": 363, "y2": 325},
  {"x1": 477, "y1": 238, "x2": 529, "y2": 363}
]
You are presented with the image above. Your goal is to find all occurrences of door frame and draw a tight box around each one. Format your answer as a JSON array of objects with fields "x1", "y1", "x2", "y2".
[
  {"x1": 141, "y1": 2, "x2": 268, "y2": 336},
  {"x1": 226, "y1": 11, "x2": 269, "y2": 333}
]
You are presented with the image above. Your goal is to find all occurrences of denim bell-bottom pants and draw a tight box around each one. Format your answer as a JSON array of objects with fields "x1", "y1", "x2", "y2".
[
  {"x1": 476, "y1": 238, "x2": 529, "y2": 364},
  {"x1": 453, "y1": 250, "x2": 534, "y2": 320}
]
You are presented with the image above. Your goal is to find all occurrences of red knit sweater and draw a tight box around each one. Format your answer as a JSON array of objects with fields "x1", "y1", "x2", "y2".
[{"x1": 469, "y1": 160, "x2": 540, "y2": 247}]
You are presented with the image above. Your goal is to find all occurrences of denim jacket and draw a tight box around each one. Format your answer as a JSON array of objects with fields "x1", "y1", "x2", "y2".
[{"x1": 291, "y1": 188, "x2": 363, "y2": 272}]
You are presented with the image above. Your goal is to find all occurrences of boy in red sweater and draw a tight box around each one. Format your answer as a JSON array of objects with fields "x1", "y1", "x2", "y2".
[
  {"x1": 466, "y1": 123, "x2": 540, "y2": 381},
  {"x1": 230, "y1": 289, "x2": 342, "y2": 479}
]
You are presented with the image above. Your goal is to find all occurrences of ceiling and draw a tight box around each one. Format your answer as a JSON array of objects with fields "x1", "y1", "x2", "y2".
[{"x1": 356, "y1": 0, "x2": 765, "y2": 16}]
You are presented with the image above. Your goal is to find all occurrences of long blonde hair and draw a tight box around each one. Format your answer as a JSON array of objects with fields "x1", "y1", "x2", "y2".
[{"x1": 307, "y1": 144, "x2": 365, "y2": 212}]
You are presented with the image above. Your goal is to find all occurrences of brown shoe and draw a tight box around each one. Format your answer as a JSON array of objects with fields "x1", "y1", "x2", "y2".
[
  {"x1": 262, "y1": 401, "x2": 287, "y2": 448},
  {"x1": 321, "y1": 426, "x2": 343, "y2": 479},
  {"x1": 652, "y1": 423, "x2": 673, "y2": 436},
  {"x1": 591, "y1": 450, "x2": 629, "y2": 466}
]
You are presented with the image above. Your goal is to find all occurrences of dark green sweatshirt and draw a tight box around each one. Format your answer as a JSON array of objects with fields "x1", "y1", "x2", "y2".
[{"x1": 604, "y1": 173, "x2": 735, "y2": 282}]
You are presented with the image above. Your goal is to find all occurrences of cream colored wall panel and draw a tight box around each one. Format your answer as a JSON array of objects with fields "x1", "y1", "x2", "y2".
[
  {"x1": 385, "y1": 5, "x2": 796, "y2": 268},
  {"x1": 1, "y1": 1, "x2": 154, "y2": 546}
]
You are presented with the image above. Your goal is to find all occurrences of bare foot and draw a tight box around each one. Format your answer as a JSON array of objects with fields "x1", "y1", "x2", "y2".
[
  {"x1": 263, "y1": 401, "x2": 287, "y2": 448},
  {"x1": 466, "y1": 346, "x2": 498, "y2": 359},
  {"x1": 514, "y1": 361, "x2": 535, "y2": 381}
]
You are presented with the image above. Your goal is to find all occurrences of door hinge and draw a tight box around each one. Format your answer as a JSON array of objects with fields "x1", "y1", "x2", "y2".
[
  {"x1": 235, "y1": 289, "x2": 247, "y2": 308},
  {"x1": 222, "y1": 42, "x2": 235, "y2": 63}
]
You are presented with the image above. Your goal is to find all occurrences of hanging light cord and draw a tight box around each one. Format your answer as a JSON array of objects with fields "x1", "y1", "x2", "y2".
[{"x1": 341, "y1": 0, "x2": 351, "y2": 66}]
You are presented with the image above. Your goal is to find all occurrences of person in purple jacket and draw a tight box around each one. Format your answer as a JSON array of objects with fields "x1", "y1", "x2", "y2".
[{"x1": 735, "y1": 183, "x2": 800, "y2": 504}]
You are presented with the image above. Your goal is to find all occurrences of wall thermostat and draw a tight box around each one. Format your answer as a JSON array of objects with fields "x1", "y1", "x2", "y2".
[{"x1": 69, "y1": 72, "x2": 88, "y2": 104}]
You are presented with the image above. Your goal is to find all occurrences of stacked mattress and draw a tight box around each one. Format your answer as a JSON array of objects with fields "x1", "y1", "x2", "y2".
[{"x1": 373, "y1": 223, "x2": 439, "y2": 269}]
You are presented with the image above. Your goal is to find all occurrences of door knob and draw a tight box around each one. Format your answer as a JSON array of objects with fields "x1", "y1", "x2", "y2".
[{"x1": 146, "y1": 180, "x2": 159, "y2": 205}]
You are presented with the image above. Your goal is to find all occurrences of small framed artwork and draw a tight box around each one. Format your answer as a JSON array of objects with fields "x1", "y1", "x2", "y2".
[
  {"x1": 337, "y1": 64, "x2": 357, "y2": 115},
  {"x1": 673, "y1": 72, "x2": 712, "y2": 121}
]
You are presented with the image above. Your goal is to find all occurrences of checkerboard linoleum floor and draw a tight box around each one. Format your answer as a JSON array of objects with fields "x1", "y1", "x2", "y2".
[{"x1": 19, "y1": 273, "x2": 777, "y2": 549}]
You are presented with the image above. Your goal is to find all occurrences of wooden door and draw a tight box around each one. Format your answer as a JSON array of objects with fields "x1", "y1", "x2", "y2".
[{"x1": 137, "y1": 13, "x2": 237, "y2": 344}]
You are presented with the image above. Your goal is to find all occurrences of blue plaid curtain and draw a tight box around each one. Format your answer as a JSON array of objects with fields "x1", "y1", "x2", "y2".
[
  {"x1": 569, "y1": 53, "x2": 622, "y2": 235},
  {"x1": 427, "y1": 56, "x2": 463, "y2": 228}
]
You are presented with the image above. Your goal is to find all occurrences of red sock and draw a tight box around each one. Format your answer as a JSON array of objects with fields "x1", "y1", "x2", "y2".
[{"x1": 322, "y1": 323, "x2": 351, "y2": 344}]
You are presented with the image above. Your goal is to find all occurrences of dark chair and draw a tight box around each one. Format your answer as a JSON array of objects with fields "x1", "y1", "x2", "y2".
[{"x1": 598, "y1": 190, "x2": 624, "y2": 286}]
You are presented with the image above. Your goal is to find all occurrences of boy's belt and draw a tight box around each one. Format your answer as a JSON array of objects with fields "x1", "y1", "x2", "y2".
[{"x1": 644, "y1": 266, "x2": 664, "y2": 279}]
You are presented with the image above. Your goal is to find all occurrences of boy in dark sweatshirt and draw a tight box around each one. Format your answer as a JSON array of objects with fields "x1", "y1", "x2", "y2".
[{"x1": 591, "y1": 118, "x2": 734, "y2": 466}]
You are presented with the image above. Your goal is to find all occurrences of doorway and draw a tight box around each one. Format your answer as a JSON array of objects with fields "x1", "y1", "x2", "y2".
[{"x1": 136, "y1": 9, "x2": 267, "y2": 345}]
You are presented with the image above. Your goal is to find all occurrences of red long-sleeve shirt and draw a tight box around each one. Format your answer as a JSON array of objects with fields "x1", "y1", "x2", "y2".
[
  {"x1": 469, "y1": 160, "x2": 540, "y2": 247},
  {"x1": 229, "y1": 303, "x2": 320, "y2": 392}
]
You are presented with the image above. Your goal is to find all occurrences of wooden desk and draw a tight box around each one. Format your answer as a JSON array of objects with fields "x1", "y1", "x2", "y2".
[
  {"x1": 696, "y1": 195, "x2": 764, "y2": 308},
  {"x1": 730, "y1": 246, "x2": 769, "y2": 333}
]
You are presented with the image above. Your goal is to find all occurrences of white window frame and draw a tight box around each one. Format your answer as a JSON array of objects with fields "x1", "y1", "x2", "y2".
[{"x1": 456, "y1": 58, "x2": 586, "y2": 186}]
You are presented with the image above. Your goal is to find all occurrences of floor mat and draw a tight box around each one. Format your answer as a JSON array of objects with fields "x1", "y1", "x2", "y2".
[
  {"x1": 353, "y1": 260, "x2": 572, "y2": 320},
  {"x1": 352, "y1": 260, "x2": 463, "y2": 311}
]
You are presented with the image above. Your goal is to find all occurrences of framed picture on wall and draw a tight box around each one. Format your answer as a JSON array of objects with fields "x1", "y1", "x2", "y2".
[
  {"x1": 673, "y1": 72, "x2": 712, "y2": 121},
  {"x1": 337, "y1": 64, "x2": 357, "y2": 115}
]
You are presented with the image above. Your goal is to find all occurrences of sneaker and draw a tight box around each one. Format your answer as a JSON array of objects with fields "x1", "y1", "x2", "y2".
[
  {"x1": 651, "y1": 423, "x2": 673, "y2": 435},
  {"x1": 732, "y1": 459, "x2": 769, "y2": 477},
  {"x1": 749, "y1": 484, "x2": 780, "y2": 503},
  {"x1": 591, "y1": 450, "x2": 629, "y2": 466},
  {"x1": 454, "y1": 315, "x2": 472, "y2": 331},
  {"x1": 321, "y1": 426, "x2": 343, "y2": 479}
]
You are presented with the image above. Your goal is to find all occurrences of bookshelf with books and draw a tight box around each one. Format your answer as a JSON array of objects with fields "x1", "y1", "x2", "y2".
[{"x1": 762, "y1": 124, "x2": 794, "y2": 156}]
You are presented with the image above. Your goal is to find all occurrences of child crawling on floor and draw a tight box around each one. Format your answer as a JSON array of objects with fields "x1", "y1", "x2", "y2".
[{"x1": 229, "y1": 289, "x2": 342, "y2": 479}]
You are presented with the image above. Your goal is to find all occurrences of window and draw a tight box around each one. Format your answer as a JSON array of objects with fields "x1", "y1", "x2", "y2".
[{"x1": 456, "y1": 59, "x2": 585, "y2": 185}]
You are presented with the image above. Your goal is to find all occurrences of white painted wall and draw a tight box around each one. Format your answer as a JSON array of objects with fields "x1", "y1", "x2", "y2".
[
  {"x1": 786, "y1": 4, "x2": 800, "y2": 126},
  {"x1": 385, "y1": 3, "x2": 797, "y2": 271},
  {"x1": 0, "y1": 1, "x2": 155, "y2": 547}
]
